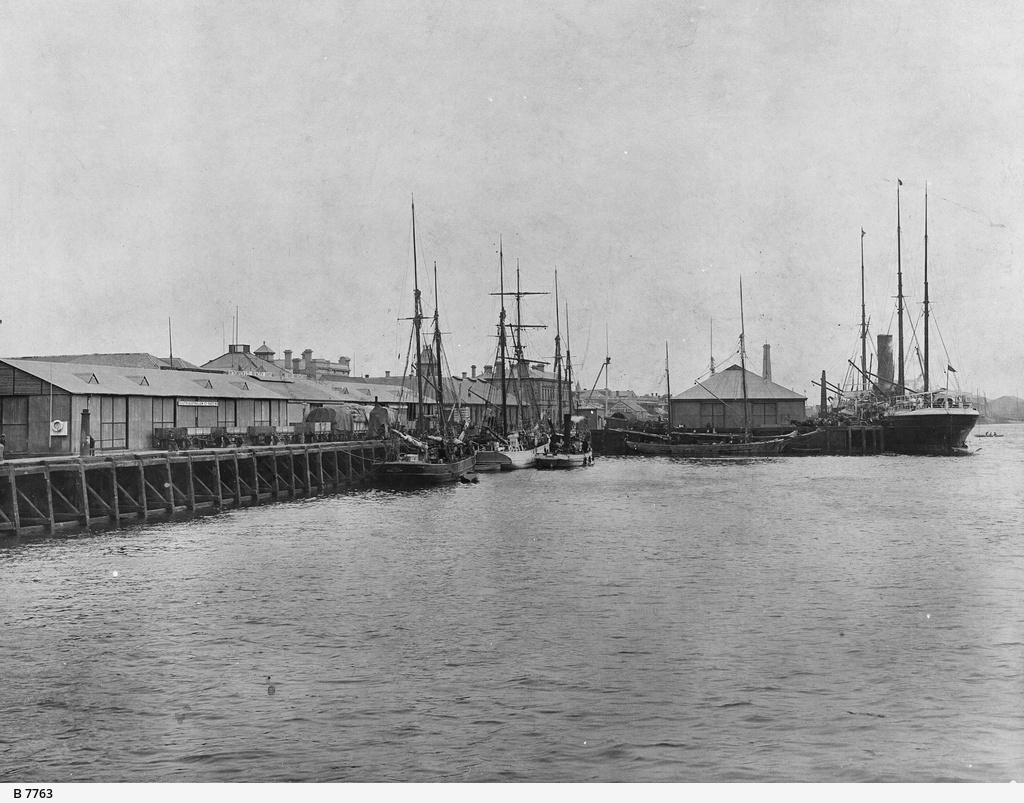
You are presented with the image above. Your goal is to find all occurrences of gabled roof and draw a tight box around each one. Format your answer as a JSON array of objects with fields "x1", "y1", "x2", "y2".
[
  {"x1": 672, "y1": 364, "x2": 806, "y2": 401},
  {"x1": 18, "y1": 352, "x2": 201, "y2": 370}
]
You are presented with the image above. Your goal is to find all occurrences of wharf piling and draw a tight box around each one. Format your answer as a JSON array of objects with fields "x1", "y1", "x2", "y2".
[{"x1": 0, "y1": 440, "x2": 388, "y2": 539}]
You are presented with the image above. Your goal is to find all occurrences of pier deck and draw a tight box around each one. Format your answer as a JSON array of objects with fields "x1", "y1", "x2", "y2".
[{"x1": 0, "y1": 440, "x2": 388, "y2": 539}]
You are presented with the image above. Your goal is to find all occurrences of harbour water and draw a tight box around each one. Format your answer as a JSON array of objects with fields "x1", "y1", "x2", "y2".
[{"x1": 2, "y1": 425, "x2": 1024, "y2": 782}]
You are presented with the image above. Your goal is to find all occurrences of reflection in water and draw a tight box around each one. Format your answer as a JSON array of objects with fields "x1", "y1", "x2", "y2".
[{"x1": 2, "y1": 427, "x2": 1024, "y2": 781}]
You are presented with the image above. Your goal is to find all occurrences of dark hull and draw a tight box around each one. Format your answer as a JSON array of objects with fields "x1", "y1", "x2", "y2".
[
  {"x1": 882, "y1": 409, "x2": 979, "y2": 455},
  {"x1": 627, "y1": 434, "x2": 793, "y2": 458},
  {"x1": 535, "y1": 449, "x2": 594, "y2": 469},
  {"x1": 377, "y1": 454, "x2": 477, "y2": 484}
]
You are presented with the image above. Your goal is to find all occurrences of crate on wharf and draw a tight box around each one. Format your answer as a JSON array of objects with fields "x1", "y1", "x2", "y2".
[{"x1": 0, "y1": 439, "x2": 389, "y2": 539}]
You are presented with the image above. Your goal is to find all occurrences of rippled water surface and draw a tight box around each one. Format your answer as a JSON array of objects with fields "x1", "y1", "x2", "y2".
[{"x1": 3, "y1": 426, "x2": 1024, "y2": 782}]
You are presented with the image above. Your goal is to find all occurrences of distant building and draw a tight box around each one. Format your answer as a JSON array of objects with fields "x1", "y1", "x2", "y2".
[
  {"x1": 202, "y1": 343, "x2": 352, "y2": 381},
  {"x1": 669, "y1": 364, "x2": 806, "y2": 429}
]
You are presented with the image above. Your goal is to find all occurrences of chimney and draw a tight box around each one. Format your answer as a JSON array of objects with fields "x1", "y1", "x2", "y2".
[
  {"x1": 484, "y1": 364, "x2": 492, "y2": 377},
  {"x1": 292, "y1": 358, "x2": 301, "y2": 373},
  {"x1": 762, "y1": 343, "x2": 772, "y2": 381},
  {"x1": 284, "y1": 349, "x2": 292, "y2": 366},
  {"x1": 385, "y1": 370, "x2": 391, "y2": 378},
  {"x1": 302, "y1": 348, "x2": 313, "y2": 366},
  {"x1": 471, "y1": 365, "x2": 477, "y2": 378},
  {"x1": 877, "y1": 334, "x2": 894, "y2": 393},
  {"x1": 462, "y1": 372, "x2": 467, "y2": 379}
]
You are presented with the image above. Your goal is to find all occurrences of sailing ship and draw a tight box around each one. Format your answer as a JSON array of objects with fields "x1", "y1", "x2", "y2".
[
  {"x1": 834, "y1": 182, "x2": 978, "y2": 454},
  {"x1": 626, "y1": 282, "x2": 796, "y2": 458},
  {"x1": 473, "y1": 242, "x2": 548, "y2": 471},
  {"x1": 377, "y1": 200, "x2": 476, "y2": 484},
  {"x1": 536, "y1": 270, "x2": 594, "y2": 469}
]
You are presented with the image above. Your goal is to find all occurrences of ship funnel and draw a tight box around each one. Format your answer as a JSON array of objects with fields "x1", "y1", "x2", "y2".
[{"x1": 877, "y1": 334, "x2": 894, "y2": 394}]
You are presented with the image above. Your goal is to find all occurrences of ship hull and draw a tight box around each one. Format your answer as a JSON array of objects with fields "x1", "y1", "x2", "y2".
[
  {"x1": 474, "y1": 446, "x2": 540, "y2": 471},
  {"x1": 535, "y1": 449, "x2": 593, "y2": 469},
  {"x1": 882, "y1": 408, "x2": 979, "y2": 455},
  {"x1": 628, "y1": 437, "x2": 790, "y2": 458},
  {"x1": 377, "y1": 454, "x2": 477, "y2": 484}
]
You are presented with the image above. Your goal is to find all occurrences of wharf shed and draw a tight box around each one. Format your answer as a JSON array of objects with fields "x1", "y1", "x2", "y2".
[
  {"x1": 0, "y1": 358, "x2": 290, "y2": 457},
  {"x1": 670, "y1": 364, "x2": 806, "y2": 429}
]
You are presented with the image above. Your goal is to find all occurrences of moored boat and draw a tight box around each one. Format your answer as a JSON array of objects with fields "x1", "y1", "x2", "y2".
[{"x1": 377, "y1": 199, "x2": 476, "y2": 485}]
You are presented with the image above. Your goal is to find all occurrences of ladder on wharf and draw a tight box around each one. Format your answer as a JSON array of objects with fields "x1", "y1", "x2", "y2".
[{"x1": 0, "y1": 440, "x2": 389, "y2": 539}]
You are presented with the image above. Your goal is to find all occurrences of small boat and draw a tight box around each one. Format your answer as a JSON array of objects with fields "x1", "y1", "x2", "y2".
[
  {"x1": 627, "y1": 430, "x2": 796, "y2": 457},
  {"x1": 974, "y1": 431, "x2": 1003, "y2": 438},
  {"x1": 377, "y1": 199, "x2": 476, "y2": 485},
  {"x1": 536, "y1": 413, "x2": 594, "y2": 468}
]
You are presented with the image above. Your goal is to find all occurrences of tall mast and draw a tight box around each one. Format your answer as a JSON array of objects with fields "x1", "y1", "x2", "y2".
[
  {"x1": 860, "y1": 228, "x2": 867, "y2": 392},
  {"x1": 665, "y1": 342, "x2": 672, "y2": 429},
  {"x1": 554, "y1": 269, "x2": 563, "y2": 421},
  {"x1": 432, "y1": 262, "x2": 445, "y2": 437},
  {"x1": 923, "y1": 184, "x2": 930, "y2": 392},
  {"x1": 710, "y1": 319, "x2": 716, "y2": 374},
  {"x1": 411, "y1": 197, "x2": 424, "y2": 435},
  {"x1": 604, "y1": 325, "x2": 610, "y2": 422},
  {"x1": 897, "y1": 179, "x2": 905, "y2": 393},
  {"x1": 739, "y1": 277, "x2": 750, "y2": 439},
  {"x1": 565, "y1": 302, "x2": 574, "y2": 416},
  {"x1": 498, "y1": 238, "x2": 508, "y2": 435}
]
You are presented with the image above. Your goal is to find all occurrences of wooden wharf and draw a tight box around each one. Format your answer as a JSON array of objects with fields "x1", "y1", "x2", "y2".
[{"x1": 0, "y1": 440, "x2": 389, "y2": 539}]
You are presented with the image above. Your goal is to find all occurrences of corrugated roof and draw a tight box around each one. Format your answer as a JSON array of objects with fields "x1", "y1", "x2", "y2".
[
  {"x1": 18, "y1": 352, "x2": 202, "y2": 370},
  {"x1": 672, "y1": 364, "x2": 806, "y2": 401},
  {"x1": 5, "y1": 359, "x2": 288, "y2": 401}
]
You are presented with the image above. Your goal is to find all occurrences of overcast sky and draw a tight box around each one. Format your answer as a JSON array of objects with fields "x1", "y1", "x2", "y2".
[{"x1": 1, "y1": 1, "x2": 1021, "y2": 399}]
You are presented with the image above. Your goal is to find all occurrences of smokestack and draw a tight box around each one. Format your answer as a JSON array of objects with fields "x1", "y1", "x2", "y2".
[
  {"x1": 877, "y1": 334, "x2": 894, "y2": 393},
  {"x1": 762, "y1": 343, "x2": 772, "y2": 381}
]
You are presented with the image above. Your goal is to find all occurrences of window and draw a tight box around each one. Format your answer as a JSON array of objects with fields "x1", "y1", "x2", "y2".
[
  {"x1": 153, "y1": 398, "x2": 175, "y2": 429},
  {"x1": 98, "y1": 396, "x2": 128, "y2": 450},
  {"x1": 254, "y1": 399, "x2": 271, "y2": 427},
  {"x1": 699, "y1": 402, "x2": 725, "y2": 428},
  {"x1": 0, "y1": 396, "x2": 29, "y2": 453},
  {"x1": 218, "y1": 399, "x2": 237, "y2": 428},
  {"x1": 751, "y1": 402, "x2": 777, "y2": 426}
]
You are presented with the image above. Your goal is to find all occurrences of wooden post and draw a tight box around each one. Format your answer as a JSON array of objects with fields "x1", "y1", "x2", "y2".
[
  {"x1": 79, "y1": 463, "x2": 91, "y2": 528},
  {"x1": 165, "y1": 455, "x2": 175, "y2": 514},
  {"x1": 43, "y1": 464, "x2": 56, "y2": 533},
  {"x1": 232, "y1": 452, "x2": 242, "y2": 507},
  {"x1": 185, "y1": 454, "x2": 196, "y2": 511},
  {"x1": 137, "y1": 460, "x2": 149, "y2": 519},
  {"x1": 8, "y1": 464, "x2": 21, "y2": 535},
  {"x1": 213, "y1": 453, "x2": 224, "y2": 508},
  {"x1": 109, "y1": 460, "x2": 121, "y2": 527}
]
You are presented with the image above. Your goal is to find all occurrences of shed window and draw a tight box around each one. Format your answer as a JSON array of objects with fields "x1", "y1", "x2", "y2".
[
  {"x1": 751, "y1": 402, "x2": 777, "y2": 426},
  {"x1": 98, "y1": 396, "x2": 128, "y2": 450},
  {"x1": 153, "y1": 398, "x2": 175, "y2": 429},
  {"x1": 0, "y1": 396, "x2": 29, "y2": 453},
  {"x1": 699, "y1": 402, "x2": 725, "y2": 428},
  {"x1": 218, "y1": 399, "x2": 237, "y2": 428}
]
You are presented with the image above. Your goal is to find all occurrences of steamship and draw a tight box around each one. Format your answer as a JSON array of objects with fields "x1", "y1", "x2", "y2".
[{"x1": 838, "y1": 182, "x2": 978, "y2": 455}]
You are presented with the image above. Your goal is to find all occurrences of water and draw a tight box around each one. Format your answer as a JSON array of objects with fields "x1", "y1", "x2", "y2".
[{"x1": 2, "y1": 426, "x2": 1024, "y2": 782}]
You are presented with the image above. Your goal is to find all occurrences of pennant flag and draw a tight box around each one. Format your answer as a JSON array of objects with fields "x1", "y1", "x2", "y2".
[
  {"x1": 861, "y1": 228, "x2": 865, "y2": 238},
  {"x1": 947, "y1": 364, "x2": 957, "y2": 373},
  {"x1": 898, "y1": 178, "x2": 903, "y2": 185}
]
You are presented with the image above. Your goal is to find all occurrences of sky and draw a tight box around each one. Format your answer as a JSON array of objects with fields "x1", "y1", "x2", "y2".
[{"x1": 1, "y1": 1, "x2": 1021, "y2": 399}]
